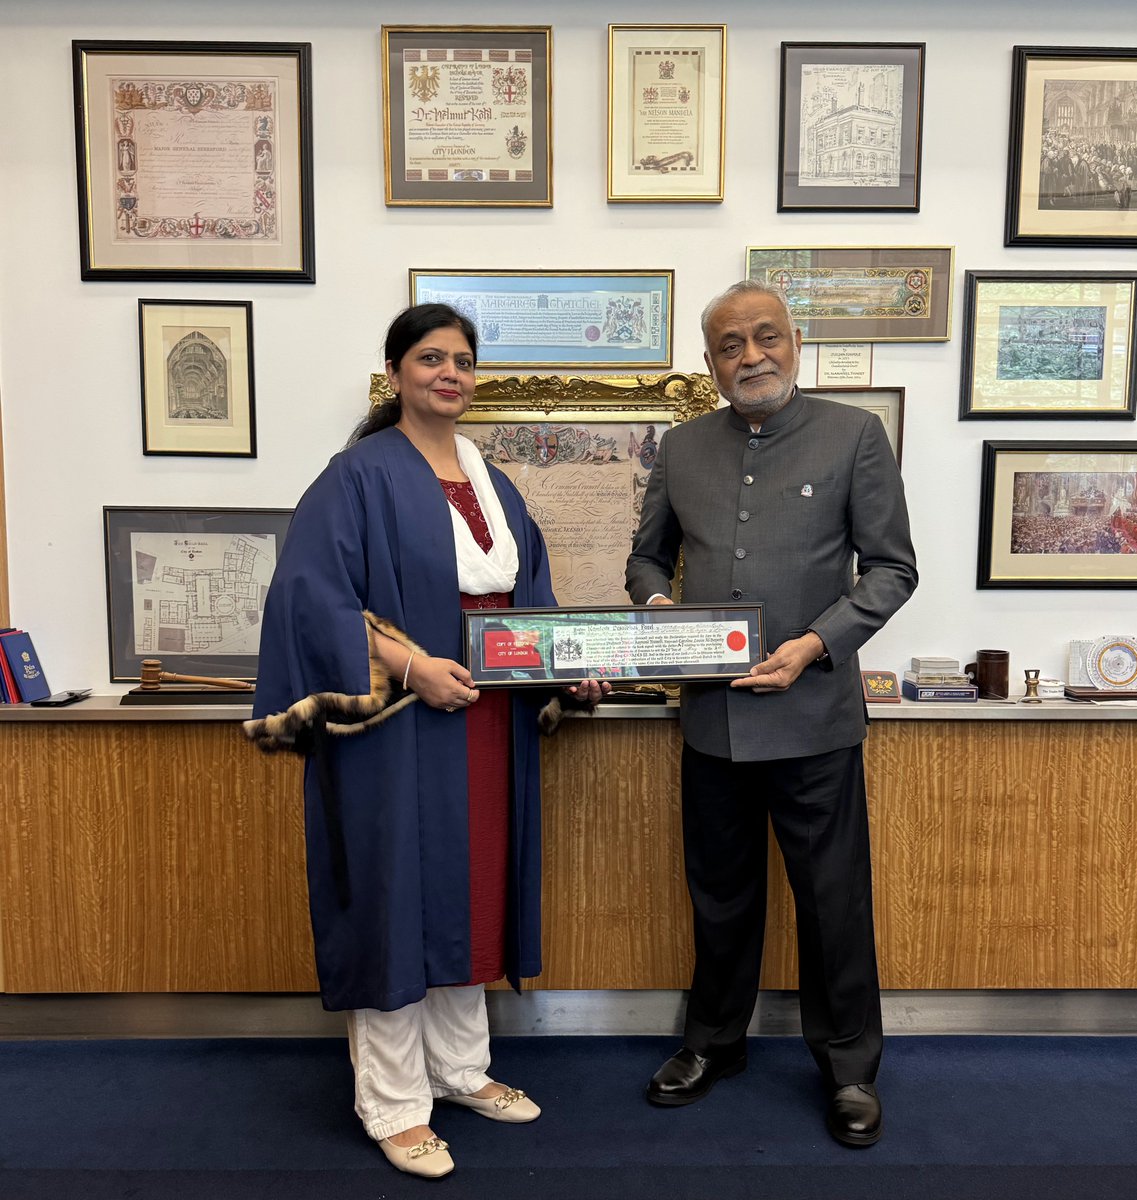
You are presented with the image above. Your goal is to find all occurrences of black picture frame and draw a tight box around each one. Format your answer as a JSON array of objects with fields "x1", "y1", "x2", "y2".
[
  {"x1": 778, "y1": 42, "x2": 925, "y2": 212},
  {"x1": 138, "y1": 299, "x2": 258, "y2": 455},
  {"x1": 977, "y1": 441, "x2": 1137, "y2": 589},
  {"x1": 1005, "y1": 46, "x2": 1137, "y2": 248},
  {"x1": 73, "y1": 40, "x2": 315, "y2": 282},
  {"x1": 960, "y1": 272, "x2": 1137, "y2": 421},
  {"x1": 103, "y1": 506, "x2": 292, "y2": 681}
]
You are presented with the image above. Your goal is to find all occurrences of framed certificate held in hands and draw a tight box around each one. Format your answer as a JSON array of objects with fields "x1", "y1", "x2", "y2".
[{"x1": 463, "y1": 604, "x2": 765, "y2": 687}]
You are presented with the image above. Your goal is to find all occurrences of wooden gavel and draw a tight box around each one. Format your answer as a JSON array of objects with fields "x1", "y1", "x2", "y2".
[{"x1": 139, "y1": 658, "x2": 255, "y2": 692}]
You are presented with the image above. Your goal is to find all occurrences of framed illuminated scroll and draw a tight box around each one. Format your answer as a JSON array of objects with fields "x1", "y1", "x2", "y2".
[
  {"x1": 381, "y1": 26, "x2": 552, "y2": 207},
  {"x1": 73, "y1": 41, "x2": 314, "y2": 282},
  {"x1": 463, "y1": 604, "x2": 766, "y2": 686},
  {"x1": 608, "y1": 24, "x2": 726, "y2": 202}
]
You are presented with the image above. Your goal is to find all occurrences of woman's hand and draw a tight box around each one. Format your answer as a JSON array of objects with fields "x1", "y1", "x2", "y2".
[{"x1": 408, "y1": 655, "x2": 481, "y2": 712}]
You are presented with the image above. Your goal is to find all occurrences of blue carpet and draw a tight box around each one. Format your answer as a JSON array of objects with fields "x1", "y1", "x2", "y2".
[{"x1": 0, "y1": 1035, "x2": 1134, "y2": 1198}]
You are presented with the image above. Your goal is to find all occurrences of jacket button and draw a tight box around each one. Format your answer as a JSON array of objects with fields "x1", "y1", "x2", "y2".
[
  {"x1": 748, "y1": 437, "x2": 760, "y2": 449},
  {"x1": 743, "y1": 474, "x2": 754, "y2": 485},
  {"x1": 731, "y1": 588, "x2": 742, "y2": 600},
  {"x1": 739, "y1": 510, "x2": 750, "y2": 521},
  {"x1": 734, "y1": 548, "x2": 746, "y2": 559}
]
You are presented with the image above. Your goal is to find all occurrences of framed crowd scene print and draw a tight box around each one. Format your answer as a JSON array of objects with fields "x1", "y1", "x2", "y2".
[
  {"x1": 959, "y1": 272, "x2": 1137, "y2": 420},
  {"x1": 72, "y1": 41, "x2": 315, "y2": 282},
  {"x1": 778, "y1": 42, "x2": 925, "y2": 212},
  {"x1": 977, "y1": 441, "x2": 1137, "y2": 588},
  {"x1": 607, "y1": 24, "x2": 726, "y2": 203},
  {"x1": 1005, "y1": 46, "x2": 1137, "y2": 247},
  {"x1": 381, "y1": 26, "x2": 552, "y2": 207}
]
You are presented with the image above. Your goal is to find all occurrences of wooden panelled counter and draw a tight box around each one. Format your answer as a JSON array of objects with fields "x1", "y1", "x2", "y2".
[{"x1": 1, "y1": 698, "x2": 1134, "y2": 993}]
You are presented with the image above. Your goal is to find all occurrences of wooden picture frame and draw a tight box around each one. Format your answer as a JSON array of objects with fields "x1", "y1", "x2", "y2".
[
  {"x1": 959, "y1": 272, "x2": 1137, "y2": 421},
  {"x1": 73, "y1": 40, "x2": 315, "y2": 282},
  {"x1": 779, "y1": 42, "x2": 925, "y2": 212},
  {"x1": 607, "y1": 24, "x2": 726, "y2": 203},
  {"x1": 103, "y1": 506, "x2": 292, "y2": 681},
  {"x1": 138, "y1": 299, "x2": 256, "y2": 456},
  {"x1": 977, "y1": 441, "x2": 1137, "y2": 589},
  {"x1": 1005, "y1": 46, "x2": 1137, "y2": 248},
  {"x1": 381, "y1": 26, "x2": 552, "y2": 207}
]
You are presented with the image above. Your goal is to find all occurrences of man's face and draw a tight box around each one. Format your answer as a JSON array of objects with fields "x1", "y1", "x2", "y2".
[{"x1": 703, "y1": 292, "x2": 802, "y2": 422}]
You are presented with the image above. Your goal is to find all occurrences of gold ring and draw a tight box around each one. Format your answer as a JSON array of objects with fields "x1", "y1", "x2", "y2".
[
  {"x1": 467, "y1": 688, "x2": 474, "y2": 701},
  {"x1": 444, "y1": 706, "x2": 455, "y2": 713}
]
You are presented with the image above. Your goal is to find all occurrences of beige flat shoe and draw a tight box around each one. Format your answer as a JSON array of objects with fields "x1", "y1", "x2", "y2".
[
  {"x1": 378, "y1": 1134, "x2": 455, "y2": 1178},
  {"x1": 443, "y1": 1085, "x2": 541, "y2": 1123}
]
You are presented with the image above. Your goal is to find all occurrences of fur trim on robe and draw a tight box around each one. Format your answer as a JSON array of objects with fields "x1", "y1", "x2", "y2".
[{"x1": 243, "y1": 612, "x2": 424, "y2": 753}]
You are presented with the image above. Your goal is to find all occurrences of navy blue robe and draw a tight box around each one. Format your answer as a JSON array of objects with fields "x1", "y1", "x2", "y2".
[{"x1": 252, "y1": 427, "x2": 555, "y2": 1011}]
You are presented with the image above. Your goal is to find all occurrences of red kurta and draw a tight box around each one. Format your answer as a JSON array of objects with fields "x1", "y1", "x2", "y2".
[{"x1": 440, "y1": 478, "x2": 510, "y2": 983}]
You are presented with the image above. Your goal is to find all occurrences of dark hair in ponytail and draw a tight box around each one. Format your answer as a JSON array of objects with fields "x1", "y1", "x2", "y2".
[{"x1": 347, "y1": 303, "x2": 478, "y2": 445}]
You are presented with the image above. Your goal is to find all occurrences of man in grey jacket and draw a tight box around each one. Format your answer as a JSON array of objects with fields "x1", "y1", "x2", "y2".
[{"x1": 625, "y1": 279, "x2": 917, "y2": 1146}]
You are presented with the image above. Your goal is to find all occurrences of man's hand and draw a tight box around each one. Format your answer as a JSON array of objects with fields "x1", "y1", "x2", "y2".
[{"x1": 729, "y1": 631, "x2": 825, "y2": 693}]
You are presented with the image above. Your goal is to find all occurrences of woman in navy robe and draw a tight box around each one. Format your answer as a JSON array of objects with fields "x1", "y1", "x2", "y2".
[{"x1": 246, "y1": 304, "x2": 604, "y2": 1178}]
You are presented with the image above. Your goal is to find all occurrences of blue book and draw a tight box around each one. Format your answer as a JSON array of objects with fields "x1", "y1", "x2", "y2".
[{"x1": 1, "y1": 631, "x2": 50, "y2": 702}]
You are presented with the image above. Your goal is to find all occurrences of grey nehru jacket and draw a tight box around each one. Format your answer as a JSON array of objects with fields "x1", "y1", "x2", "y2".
[{"x1": 626, "y1": 388, "x2": 917, "y2": 763}]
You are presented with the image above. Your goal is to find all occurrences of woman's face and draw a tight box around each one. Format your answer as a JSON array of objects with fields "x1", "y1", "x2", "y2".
[{"x1": 388, "y1": 326, "x2": 476, "y2": 428}]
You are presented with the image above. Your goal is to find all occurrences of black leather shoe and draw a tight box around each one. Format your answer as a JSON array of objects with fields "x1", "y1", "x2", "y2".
[
  {"x1": 646, "y1": 1046, "x2": 746, "y2": 1107},
  {"x1": 827, "y1": 1082, "x2": 882, "y2": 1147}
]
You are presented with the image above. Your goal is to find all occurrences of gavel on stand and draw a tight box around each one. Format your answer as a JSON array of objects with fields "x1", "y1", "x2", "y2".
[{"x1": 139, "y1": 658, "x2": 255, "y2": 693}]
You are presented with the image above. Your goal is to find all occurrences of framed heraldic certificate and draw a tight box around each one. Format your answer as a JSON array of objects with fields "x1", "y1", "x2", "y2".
[
  {"x1": 381, "y1": 26, "x2": 552, "y2": 207},
  {"x1": 463, "y1": 604, "x2": 766, "y2": 687}
]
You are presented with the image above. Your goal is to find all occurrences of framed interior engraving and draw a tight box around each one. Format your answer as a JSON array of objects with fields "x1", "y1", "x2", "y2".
[
  {"x1": 409, "y1": 269, "x2": 674, "y2": 368},
  {"x1": 1006, "y1": 46, "x2": 1137, "y2": 247},
  {"x1": 779, "y1": 41, "x2": 925, "y2": 212},
  {"x1": 138, "y1": 299, "x2": 256, "y2": 455},
  {"x1": 977, "y1": 441, "x2": 1137, "y2": 588},
  {"x1": 73, "y1": 40, "x2": 314, "y2": 282},
  {"x1": 369, "y1": 371, "x2": 720, "y2": 606},
  {"x1": 802, "y1": 386, "x2": 904, "y2": 463},
  {"x1": 746, "y1": 245, "x2": 953, "y2": 342},
  {"x1": 464, "y1": 603, "x2": 765, "y2": 686},
  {"x1": 381, "y1": 26, "x2": 552, "y2": 207},
  {"x1": 103, "y1": 506, "x2": 292, "y2": 681},
  {"x1": 960, "y1": 272, "x2": 1137, "y2": 420},
  {"x1": 608, "y1": 24, "x2": 726, "y2": 203}
]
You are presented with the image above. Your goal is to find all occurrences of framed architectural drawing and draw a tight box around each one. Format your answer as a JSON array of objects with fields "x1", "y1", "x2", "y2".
[
  {"x1": 138, "y1": 299, "x2": 256, "y2": 455},
  {"x1": 103, "y1": 507, "x2": 293, "y2": 681},
  {"x1": 746, "y1": 245, "x2": 953, "y2": 342},
  {"x1": 369, "y1": 371, "x2": 720, "y2": 605},
  {"x1": 977, "y1": 441, "x2": 1137, "y2": 588},
  {"x1": 1006, "y1": 46, "x2": 1137, "y2": 247},
  {"x1": 73, "y1": 41, "x2": 315, "y2": 282},
  {"x1": 409, "y1": 269, "x2": 674, "y2": 368},
  {"x1": 607, "y1": 24, "x2": 726, "y2": 202},
  {"x1": 960, "y1": 272, "x2": 1137, "y2": 420},
  {"x1": 779, "y1": 42, "x2": 925, "y2": 212},
  {"x1": 381, "y1": 26, "x2": 552, "y2": 207}
]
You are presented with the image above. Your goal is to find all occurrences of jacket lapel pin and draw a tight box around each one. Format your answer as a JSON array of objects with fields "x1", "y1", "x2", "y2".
[{"x1": 800, "y1": 483, "x2": 813, "y2": 497}]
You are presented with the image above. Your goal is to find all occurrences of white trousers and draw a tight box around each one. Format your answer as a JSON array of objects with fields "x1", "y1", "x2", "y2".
[{"x1": 346, "y1": 984, "x2": 492, "y2": 1140}]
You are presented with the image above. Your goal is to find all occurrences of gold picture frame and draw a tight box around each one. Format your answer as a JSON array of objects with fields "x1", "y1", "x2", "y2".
[
  {"x1": 381, "y1": 26, "x2": 552, "y2": 207},
  {"x1": 607, "y1": 24, "x2": 726, "y2": 203},
  {"x1": 369, "y1": 372, "x2": 719, "y2": 605}
]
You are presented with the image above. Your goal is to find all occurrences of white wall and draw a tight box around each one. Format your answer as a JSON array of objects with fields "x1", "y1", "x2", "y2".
[{"x1": 2, "y1": 0, "x2": 1136, "y2": 691}]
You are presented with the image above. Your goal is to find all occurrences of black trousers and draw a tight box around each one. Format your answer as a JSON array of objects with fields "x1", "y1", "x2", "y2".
[{"x1": 680, "y1": 741, "x2": 882, "y2": 1087}]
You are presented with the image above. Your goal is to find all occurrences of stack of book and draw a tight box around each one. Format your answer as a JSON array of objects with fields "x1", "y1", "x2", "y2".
[
  {"x1": 901, "y1": 657, "x2": 977, "y2": 702},
  {"x1": 0, "y1": 628, "x2": 51, "y2": 703}
]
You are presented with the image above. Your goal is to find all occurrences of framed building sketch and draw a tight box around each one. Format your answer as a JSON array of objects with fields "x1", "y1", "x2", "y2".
[
  {"x1": 802, "y1": 387, "x2": 904, "y2": 464},
  {"x1": 409, "y1": 269, "x2": 674, "y2": 368},
  {"x1": 779, "y1": 42, "x2": 925, "y2": 212},
  {"x1": 381, "y1": 26, "x2": 552, "y2": 207},
  {"x1": 607, "y1": 24, "x2": 726, "y2": 203},
  {"x1": 977, "y1": 441, "x2": 1137, "y2": 588},
  {"x1": 369, "y1": 371, "x2": 720, "y2": 606},
  {"x1": 1006, "y1": 46, "x2": 1137, "y2": 247},
  {"x1": 746, "y1": 245, "x2": 953, "y2": 342},
  {"x1": 73, "y1": 41, "x2": 315, "y2": 282},
  {"x1": 138, "y1": 299, "x2": 256, "y2": 456},
  {"x1": 959, "y1": 272, "x2": 1137, "y2": 420},
  {"x1": 103, "y1": 507, "x2": 293, "y2": 681}
]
